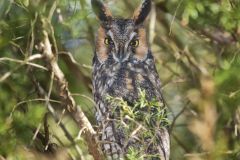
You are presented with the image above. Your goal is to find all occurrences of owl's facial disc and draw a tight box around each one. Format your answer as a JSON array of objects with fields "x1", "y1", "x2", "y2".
[
  {"x1": 96, "y1": 19, "x2": 149, "y2": 63},
  {"x1": 92, "y1": 0, "x2": 151, "y2": 63},
  {"x1": 107, "y1": 24, "x2": 138, "y2": 63}
]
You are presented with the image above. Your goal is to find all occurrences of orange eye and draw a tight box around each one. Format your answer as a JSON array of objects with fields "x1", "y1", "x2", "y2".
[
  {"x1": 130, "y1": 39, "x2": 139, "y2": 47},
  {"x1": 104, "y1": 38, "x2": 113, "y2": 45}
]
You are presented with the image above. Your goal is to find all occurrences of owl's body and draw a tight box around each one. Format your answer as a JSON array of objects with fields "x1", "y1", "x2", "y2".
[{"x1": 92, "y1": 0, "x2": 170, "y2": 159}]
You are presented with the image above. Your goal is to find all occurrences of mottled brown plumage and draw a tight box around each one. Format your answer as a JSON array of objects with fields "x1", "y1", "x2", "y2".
[{"x1": 91, "y1": 0, "x2": 170, "y2": 159}]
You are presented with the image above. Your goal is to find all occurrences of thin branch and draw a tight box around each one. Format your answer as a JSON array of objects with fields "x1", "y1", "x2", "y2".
[
  {"x1": 9, "y1": 98, "x2": 61, "y2": 118},
  {"x1": 149, "y1": 3, "x2": 156, "y2": 44},
  {"x1": 71, "y1": 93, "x2": 95, "y2": 105},
  {"x1": 48, "y1": 1, "x2": 57, "y2": 21},
  {"x1": 43, "y1": 114, "x2": 50, "y2": 150},
  {"x1": 0, "y1": 155, "x2": 6, "y2": 160},
  {"x1": 0, "y1": 54, "x2": 47, "y2": 73},
  {"x1": 30, "y1": 75, "x2": 85, "y2": 159},
  {"x1": 169, "y1": 0, "x2": 183, "y2": 35},
  {"x1": 172, "y1": 133, "x2": 190, "y2": 153},
  {"x1": 0, "y1": 65, "x2": 22, "y2": 83},
  {"x1": 184, "y1": 150, "x2": 235, "y2": 157},
  {"x1": 169, "y1": 100, "x2": 190, "y2": 133},
  {"x1": 0, "y1": 59, "x2": 45, "y2": 70},
  {"x1": 58, "y1": 52, "x2": 92, "y2": 70},
  {"x1": 0, "y1": 54, "x2": 47, "y2": 82},
  {"x1": 32, "y1": 123, "x2": 42, "y2": 142}
]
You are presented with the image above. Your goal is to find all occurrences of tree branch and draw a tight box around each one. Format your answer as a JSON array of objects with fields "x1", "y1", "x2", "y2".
[{"x1": 39, "y1": 30, "x2": 104, "y2": 160}]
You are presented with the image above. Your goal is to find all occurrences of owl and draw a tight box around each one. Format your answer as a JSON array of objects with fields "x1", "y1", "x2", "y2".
[{"x1": 91, "y1": 0, "x2": 170, "y2": 159}]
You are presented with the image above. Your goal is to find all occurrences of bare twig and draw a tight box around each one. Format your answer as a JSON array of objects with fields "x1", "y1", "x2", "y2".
[
  {"x1": 0, "y1": 65, "x2": 22, "y2": 83},
  {"x1": 9, "y1": 98, "x2": 61, "y2": 118},
  {"x1": 0, "y1": 54, "x2": 47, "y2": 82},
  {"x1": 71, "y1": 93, "x2": 95, "y2": 105},
  {"x1": 30, "y1": 75, "x2": 85, "y2": 159},
  {"x1": 43, "y1": 114, "x2": 50, "y2": 150},
  {"x1": 149, "y1": 3, "x2": 156, "y2": 44},
  {"x1": 172, "y1": 133, "x2": 190, "y2": 153},
  {"x1": 0, "y1": 155, "x2": 6, "y2": 160},
  {"x1": 184, "y1": 150, "x2": 234, "y2": 157},
  {"x1": 170, "y1": 100, "x2": 190, "y2": 133},
  {"x1": 32, "y1": 123, "x2": 42, "y2": 142},
  {"x1": 58, "y1": 52, "x2": 92, "y2": 70},
  {"x1": 169, "y1": 0, "x2": 183, "y2": 35}
]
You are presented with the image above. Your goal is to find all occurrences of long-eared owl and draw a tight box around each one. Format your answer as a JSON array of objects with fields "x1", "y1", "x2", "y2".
[{"x1": 91, "y1": 0, "x2": 170, "y2": 159}]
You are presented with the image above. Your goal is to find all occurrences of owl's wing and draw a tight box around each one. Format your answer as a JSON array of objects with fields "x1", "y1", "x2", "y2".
[
  {"x1": 146, "y1": 61, "x2": 170, "y2": 160},
  {"x1": 146, "y1": 62, "x2": 165, "y2": 103}
]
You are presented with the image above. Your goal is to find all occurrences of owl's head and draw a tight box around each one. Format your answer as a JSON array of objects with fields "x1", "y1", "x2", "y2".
[{"x1": 92, "y1": 0, "x2": 152, "y2": 63}]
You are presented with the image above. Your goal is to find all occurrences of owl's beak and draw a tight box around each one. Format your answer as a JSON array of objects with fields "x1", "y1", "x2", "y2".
[
  {"x1": 114, "y1": 46, "x2": 128, "y2": 63},
  {"x1": 117, "y1": 47, "x2": 125, "y2": 62}
]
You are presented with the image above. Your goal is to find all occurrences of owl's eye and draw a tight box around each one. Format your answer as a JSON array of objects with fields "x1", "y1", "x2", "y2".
[
  {"x1": 130, "y1": 39, "x2": 139, "y2": 47},
  {"x1": 104, "y1": 37, "x2": 113, "y2": 45}
]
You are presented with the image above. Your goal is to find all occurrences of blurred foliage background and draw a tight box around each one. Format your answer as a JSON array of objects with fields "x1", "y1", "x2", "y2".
[{"x1": 0, "y1": 0, "x2": 240, "y2": 160}]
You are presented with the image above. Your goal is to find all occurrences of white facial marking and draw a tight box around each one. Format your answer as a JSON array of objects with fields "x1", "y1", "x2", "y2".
[{"x1": 125, "y1": 32, "x2": 137, "y2": 51}]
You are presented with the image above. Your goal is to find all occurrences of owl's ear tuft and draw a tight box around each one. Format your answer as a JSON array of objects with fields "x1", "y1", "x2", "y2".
[
  {"x1": 133, "y1": 0, "x2": 152, "y2": 25},
  {"x1": 91, "y1": 0, "x2": 112, "y2": 22}
]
